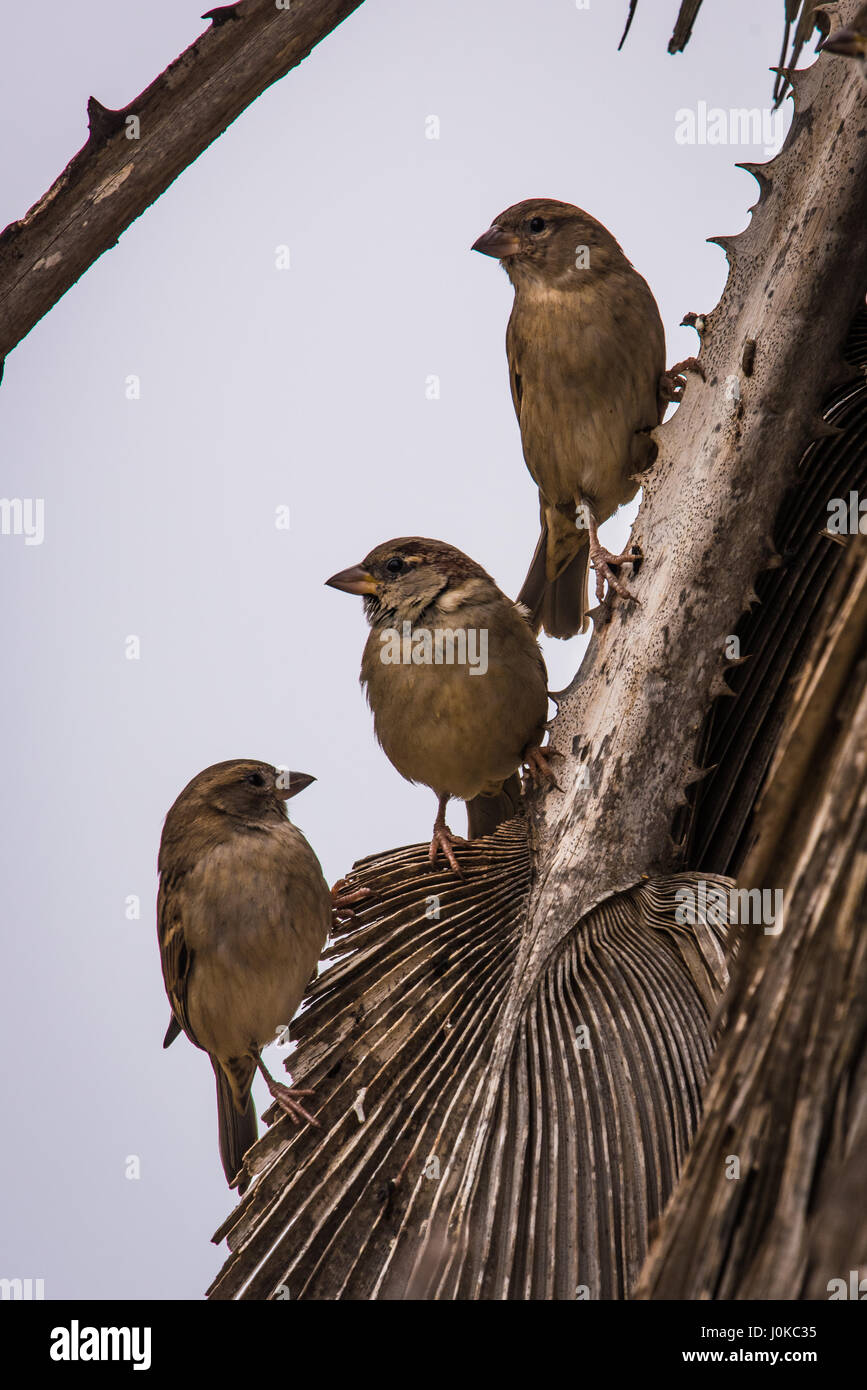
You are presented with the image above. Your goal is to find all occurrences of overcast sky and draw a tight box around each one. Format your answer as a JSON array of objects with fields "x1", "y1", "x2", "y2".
[{"x1": 1, "y1": 0, "x2": 795, "y2": 1299}]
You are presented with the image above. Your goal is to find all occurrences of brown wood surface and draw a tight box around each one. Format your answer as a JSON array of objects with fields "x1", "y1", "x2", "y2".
[{"x1": 0, "y1": 0, "x2": 364, "y2": 364}]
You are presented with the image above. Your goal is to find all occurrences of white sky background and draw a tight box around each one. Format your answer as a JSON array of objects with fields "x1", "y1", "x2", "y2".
[{"x1": 0, "y1": 0, "x2": 796, "y2": 1298}]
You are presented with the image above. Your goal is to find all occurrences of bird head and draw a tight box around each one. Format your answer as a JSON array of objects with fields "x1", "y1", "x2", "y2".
[
  {"x1": 819, "y1": 6, "x2": 867, "y2": 58},
  {"x1": 326, "y1": 537, "x2": 495, "y2": 628},
  {"x1": 161, "y1": 761, "x2": 316, "y2": 856},
  {"x1": 472, "y1": 198, "x2": 624, "y2": 289}
]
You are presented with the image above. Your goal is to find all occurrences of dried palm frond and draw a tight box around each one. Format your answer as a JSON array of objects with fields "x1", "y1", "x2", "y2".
[
  {"x1": 208, "y1": 825, "x2": 729, "y2": 1300},
  {"x1": 637, "y1": 535, "x2": 867, "y2": 1298},
  {"x1": 617, "y1": 1, "x2": 831, "y2": 103},
  {"x1": 682, "y1": 305, "x2": 867, "y2": 873}
]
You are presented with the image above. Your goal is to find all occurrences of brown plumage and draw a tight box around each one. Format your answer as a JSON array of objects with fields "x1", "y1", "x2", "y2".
[
  {"x1": 157, "y1": 759, "x2": 331, "y2": 1189},
  {"x1": 326, "y1": 538, "x2": 554, "y2": 873},
  {"x1": 473, "y1": 197, "x2": 667, "y2": 637}
]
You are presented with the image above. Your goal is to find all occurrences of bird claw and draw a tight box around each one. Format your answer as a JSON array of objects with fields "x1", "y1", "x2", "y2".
[
  {"x1": 331, "y1": 878, "x2": 371, "y2": 925},
  {"x1": 266, "y1": 1080, "x2": 321, "y2": 1130},
  {"x1": 589, "y1": 543, "x2": 642, "y2": 605},
  {"x1": 524, "y1": 743, "x2": 563, "y2": 791},
  {"x1": 660, "y1": 357, "x2": 705, "y2": 403},
  {"x1": 660, "y1": 372, "x2": 687, "y2": 403},
  {"x1": 429, "y1": 823, "x2": 465, "y2": 877}
]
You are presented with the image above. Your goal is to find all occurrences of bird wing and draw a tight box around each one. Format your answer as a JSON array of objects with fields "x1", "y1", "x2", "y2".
[
  {"x1": 507, "y1": 349, "x2": 523, "y2": 422},
  {"x1": 505, "y1": 307, "x2": 524, "y2": 422},
  {"x1": 157, "y1": 874, "x2": 200, "y2": 1049}
]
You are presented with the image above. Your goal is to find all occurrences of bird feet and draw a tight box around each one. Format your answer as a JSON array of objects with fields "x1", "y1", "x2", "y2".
[
  {"x1": 268, "y1": 1081, "x2": 321, "y2": 1129},
  {"x1": 331, "y1": 877, "x2": 371, "y2": 926},
  {"x1": 256, "y1": 1055, "x2": 320, "y2": 1129},
  {"x1": 660, "y1": 356, "x2": 705, "y2": 403},
  {"x1": 429, "y1": 794, "x2": 465, "y2": 876},
  {"x1": 429, "y1": 821, "x2": 465, "y2": 877},
  {"x1": 523, "y1": 743, "x2": 563, "y2": 791},
  {"x1": 588, "y1": 538, "x2": 642, "y2": 605}
]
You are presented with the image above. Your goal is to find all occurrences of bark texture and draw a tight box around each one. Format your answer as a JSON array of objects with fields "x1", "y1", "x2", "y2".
[
  {"x1": 636, "y1": 536, "x2": 867, "y2": 1298},
  {"x1": 0, "y1": 0, "x2": 364, "y2": 363}
]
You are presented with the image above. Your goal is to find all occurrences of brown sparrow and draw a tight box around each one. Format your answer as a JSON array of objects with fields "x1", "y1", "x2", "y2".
[
  {"x1": 473, "y1": 197, "x2": 670, "y2": 637},
  {"x1": 158, "y1": 760, "x2": 331, "y2": 1189},
  {"x1": 326, "y1": 537, "x2": 554, "y2": 874}
]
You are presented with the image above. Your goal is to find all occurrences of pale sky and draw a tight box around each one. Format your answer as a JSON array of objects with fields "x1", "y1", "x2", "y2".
[{"x1": 1, "y1": 0, "x2": 794, "y2": 1298}]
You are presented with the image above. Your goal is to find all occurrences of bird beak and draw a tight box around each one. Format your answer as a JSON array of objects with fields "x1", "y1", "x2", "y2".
[
  {"x1": 819, "y1": 26, "x2": 866, "y2": 56},
  {"x1": 275, "y1": 770, "x2": 316, "y2": 800},
  {"x1": 471, "y1": 224, "x2": 522, "y2": 259},
  {"x1": 325, "y1": 565, "x2": 378, "y2": 595}
]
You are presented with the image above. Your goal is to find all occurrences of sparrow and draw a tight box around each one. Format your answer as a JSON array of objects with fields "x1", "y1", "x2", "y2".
[
  {"x1": 473, "y1": 198, "x2": 675, "y2": 638},
  {"x1": 326, "y1": 538, "x2": 555, "y2": 874},
  {"x1": 158, "y1": 759, "x2": 332, "y2": 1190},
  {"x1": 818, "y1": 6, "x2": 867, "y2": 81}
]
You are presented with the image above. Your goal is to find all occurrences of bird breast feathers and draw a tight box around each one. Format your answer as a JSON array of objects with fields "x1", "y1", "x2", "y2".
[{"x1": 178, "y1": 826, "x2": 329, "y2": 956}]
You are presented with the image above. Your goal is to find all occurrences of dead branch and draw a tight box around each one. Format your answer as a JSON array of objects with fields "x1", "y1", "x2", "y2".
[{"x1": 0, "y1": 0, "x2": 364, "y2": 365}]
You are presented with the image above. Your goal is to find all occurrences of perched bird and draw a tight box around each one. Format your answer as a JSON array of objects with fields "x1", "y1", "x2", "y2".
[
  {"x1": 819, "y1": 6, "x2": 867, "y2": 81},
  {"x1": 158, "y1": 759, "x2": 332, "y2": 1190},
  {"x1": 326, "y1": 538, "x2": 555, "y2": 873},
  {"x1": 472, "y1": 198, "x2": 670, "y2": 638}
]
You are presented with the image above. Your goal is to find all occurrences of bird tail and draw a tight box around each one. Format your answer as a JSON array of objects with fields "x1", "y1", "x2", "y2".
[
  {"x1": 212, "y1": 1057, "x2": 258, "y2": 1193},
  {"x1": 517, "y1": 522, "x2": 589, "y2": 640},
  {"x1": 163, "y1": 1014, "x2": 182, "y2": 1048},
  {"x1": 466, "y1": 773, "x2": 523, "y2": 838}
]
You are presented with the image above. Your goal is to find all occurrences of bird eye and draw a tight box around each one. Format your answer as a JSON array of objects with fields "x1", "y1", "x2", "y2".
[
  {"x1": 246, "y1": 771, "x2": 267, "y2": 788},
  {"x1": 528, "y1": 217, "x2": 546, "y2": 234},
  {"x1": 385, "y1": 557, "x2": 405, "y2": 575}
]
